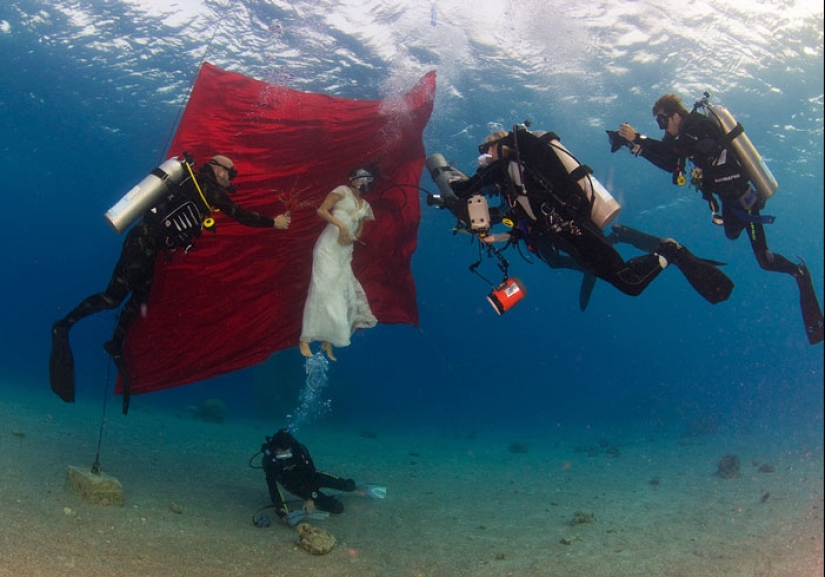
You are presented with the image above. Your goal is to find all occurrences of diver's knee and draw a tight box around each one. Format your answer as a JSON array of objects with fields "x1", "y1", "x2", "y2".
[
  {"x1": 754, "y1": 249, "x2": 775, "y2": 270},
  {"x1": 724, "y1": 227, "x2": 742, "y2": 240}
]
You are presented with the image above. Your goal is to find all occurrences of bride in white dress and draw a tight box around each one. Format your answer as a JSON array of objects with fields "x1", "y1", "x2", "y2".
[{"x1": 299, "y1": 169, "x2": 378, "y2": 360}]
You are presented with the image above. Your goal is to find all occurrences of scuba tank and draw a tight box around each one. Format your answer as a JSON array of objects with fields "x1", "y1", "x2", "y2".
[
  {"x1": 105, "y1": 157, "x2": 189, "y2": 233},
  {"x1": 538, "y1": 134, "x2": 622, "y2": 229},
  {"x1": 696, "y1": 93, "x2": 778, "y2": 202}
]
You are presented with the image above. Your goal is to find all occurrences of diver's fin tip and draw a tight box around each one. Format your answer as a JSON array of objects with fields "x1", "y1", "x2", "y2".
[
  {"x1": 792, "y1": 259, "x2": 824, "y2": 345},
  {"x1": 358, "y1": 484, "x2": 387, "y2": 499},
  {"x1": 579, "y1": 273, "x2": 597, "y2": 312},
  {"x1": 50, "y1": 322, "x2": 76, "y2": 403},
  {"x1": 671, "y1": 246, "x2": 735, "y2": 305}
]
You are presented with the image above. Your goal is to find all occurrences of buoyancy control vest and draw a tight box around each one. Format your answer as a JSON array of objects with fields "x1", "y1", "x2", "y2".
[{"x1": 146, "y1": 186, "x2": 204, "y2": 250}]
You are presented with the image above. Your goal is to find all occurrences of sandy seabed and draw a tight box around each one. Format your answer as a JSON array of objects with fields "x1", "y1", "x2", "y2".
[{"x1": 1, "y1": 386, "x2": 822, "y2": 577}]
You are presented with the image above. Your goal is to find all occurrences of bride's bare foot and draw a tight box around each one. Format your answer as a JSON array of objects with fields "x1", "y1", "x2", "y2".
[
  {"x1": 299, "y1": 341, "x2": 313, "y2": 358},
  {"x1": 321, "y1": 341, "x2": 337, "y2": 361}
]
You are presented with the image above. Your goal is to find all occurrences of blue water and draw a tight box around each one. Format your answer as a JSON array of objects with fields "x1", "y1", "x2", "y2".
[{"x1": 0, "y1": 1, "x2": 821, "y2": 449}]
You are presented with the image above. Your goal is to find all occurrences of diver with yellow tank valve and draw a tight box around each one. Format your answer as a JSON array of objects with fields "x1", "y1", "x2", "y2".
[
  {"x1": 608, "y1": 92, "x2": 824, "y2": 345},
  {"x1": 50, "y1": 153, "x2": 292, "y2": 414}
]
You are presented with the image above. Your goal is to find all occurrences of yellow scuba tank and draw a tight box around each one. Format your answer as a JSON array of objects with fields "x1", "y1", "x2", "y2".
[
  {"x1": 105, "y1": 157, "x2": 189, "y2": 234},
  {"x1": 703, "y1": 98, "x2": 778, "y2": 202}
]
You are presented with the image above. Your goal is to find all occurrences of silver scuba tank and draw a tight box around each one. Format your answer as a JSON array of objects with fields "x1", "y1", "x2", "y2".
[
  {"x1": 104, "y1": 157, "x2": 189, "y2": 234},
  {"x1": 705, "y1": 103, "x2": 778, "y2": 202},
  {"x1": 544, "y1": 137, "x2": 622, "y2": 229}
]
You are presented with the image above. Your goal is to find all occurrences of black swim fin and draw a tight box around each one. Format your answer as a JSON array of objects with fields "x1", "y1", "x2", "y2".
[
  {"x1": 579, "y1": 272, "x2": 597, "y2": 311},
  {"x1": 794, "y1": 262, "x2": 824, "y2": 345},
  {"x1": 50, "y1": 321, "x2": 75, "y2": 403},
  {"x1": 664, "y1": 244, "x2": 734, "y2": 304}
]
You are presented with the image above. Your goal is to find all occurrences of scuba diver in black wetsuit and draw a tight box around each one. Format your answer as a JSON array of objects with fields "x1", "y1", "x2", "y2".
[
  {"x1": 610, "y1": 92, "x2": 824, "y2": 345},
  {"x1": 259, "y1": 429, "x2": 358, "y2": 525},
  {"x1": 50, "y1": 154, "x2": 292, "y2": 413},
  {"x1": 426, "y1": 124, "x2": 734, "y2": 310}
]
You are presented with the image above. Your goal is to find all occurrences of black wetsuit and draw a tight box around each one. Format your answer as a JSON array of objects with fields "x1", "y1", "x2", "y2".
[
  {"x1": 52, "y1": 162, "x2": 276, "y2": 410},
  {"x1": 450, "y1": 130, "x2": 670, "y2": 297},
  {"x1": 634, "y1": 111, "x2": 824, "y2": 344},
  {"x1": 636, "y1": 111, "x2": 800, "y2": 272},
  {"x1": 261, "y1": 439, "x2": 355, "y2": 519}
]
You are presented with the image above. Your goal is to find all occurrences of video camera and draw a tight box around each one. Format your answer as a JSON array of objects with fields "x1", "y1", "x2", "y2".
[{"x1": 606, "y1": 130, "x2": 633, "y2": 153}]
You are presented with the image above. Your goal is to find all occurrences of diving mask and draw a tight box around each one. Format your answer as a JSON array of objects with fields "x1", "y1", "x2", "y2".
[{"x1": 350, "y1": 169, "x2": 375, "y2": 192}]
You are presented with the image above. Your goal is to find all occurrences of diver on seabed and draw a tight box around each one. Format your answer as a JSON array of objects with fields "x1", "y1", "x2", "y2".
[
  {"x1": 426, "y1": 122, "x2": 734, "y2": 313},
  {"x1": 254, "y1": 428, "x2": 386, "y2": 527},
  {"x1": 607, "y1": 92, "x2": 823, "y2": 345}
]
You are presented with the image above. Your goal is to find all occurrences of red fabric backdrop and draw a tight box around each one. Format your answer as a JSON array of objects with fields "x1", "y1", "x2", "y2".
[{"x1": 120, "y1": 63, "x2": 435, "y2": 395}]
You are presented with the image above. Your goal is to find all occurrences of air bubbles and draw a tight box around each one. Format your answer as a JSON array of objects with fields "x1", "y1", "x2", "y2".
[{"x1": 286, "y1": 352, "x2": 333, "y2": 433}]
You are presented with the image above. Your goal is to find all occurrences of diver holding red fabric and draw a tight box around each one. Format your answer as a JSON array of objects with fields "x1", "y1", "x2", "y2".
[
  {"x1": 609, "y1": 92, "x2": 823, "y2": 345},
  {"x1": 426, "y1": 124, "x2": 734, "y2": 311},
  {"x1": 50, "y1": 154, "x2": 292, "y2": 414}
]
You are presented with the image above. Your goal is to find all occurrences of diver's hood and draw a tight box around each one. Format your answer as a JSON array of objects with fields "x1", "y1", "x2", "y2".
[{"x1": 272, "y1": 428, "x2": 296, "y2": 449}]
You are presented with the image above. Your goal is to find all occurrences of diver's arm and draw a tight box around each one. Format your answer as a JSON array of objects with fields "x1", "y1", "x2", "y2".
[
  {"x1": 617, "y1": 123, "x2": 680, "y2": 172},
  {"x1": 450, "y1": 163, "x2": 507, "y2": 198},
  {"x1": 263, "y1": 463, "x2": 289, "y2": 519},
  {"x1": 226, "y1": 204, "x2": 277, "y2": 227},
  {"x1": 316, "y1": 189, "x2": 347, "y2": 229},
  {"x1": 449, "y1": 172, "x2": 485, "y2": 197},
  {"x1": 193, "y1": 176, "x2": 278, "y2": 227},
  {"x1": 213, "y1": 195, "x2": 277, "y2": 228},
  {"x1": 351, "y1": 201, "x2": 374, "y2": 241},
  {"x1": 317, "y1": 188, "x2": 358, "y2": 245},
  {"x1": 636, "y1": 139, "x2": 681, "y2": 172}
]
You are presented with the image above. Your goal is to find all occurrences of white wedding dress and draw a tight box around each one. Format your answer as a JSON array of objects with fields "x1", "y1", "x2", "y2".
[{"x1": 300, "y1": 185, "x2": 378, "y2": 347}]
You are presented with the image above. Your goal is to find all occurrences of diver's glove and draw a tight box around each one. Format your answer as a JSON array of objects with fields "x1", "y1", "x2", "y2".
[
  {"x1": 253, "y1": 514, "x2": 272, "y2": 528},
  {"x1": 286, "y1": 510, "x2": 306, "y2": 526}
]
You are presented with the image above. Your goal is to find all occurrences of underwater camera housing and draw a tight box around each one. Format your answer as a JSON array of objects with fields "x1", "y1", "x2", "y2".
[
  {"x1": 466, "y1": 194, "x2": 491, "y2": 232},
  {"x1": 606, "y1": 130, "x2": 633, "y2": 153}
]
